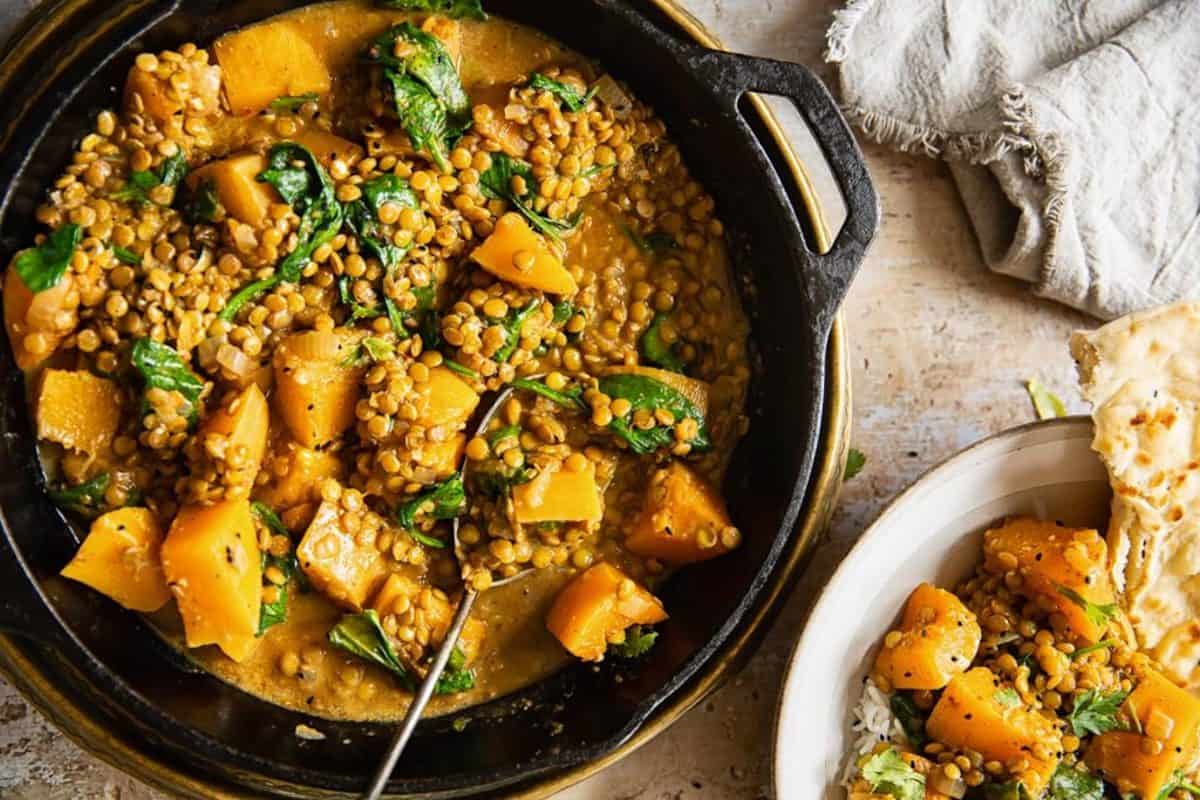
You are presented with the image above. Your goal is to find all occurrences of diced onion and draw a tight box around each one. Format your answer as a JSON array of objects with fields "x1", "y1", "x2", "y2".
[
  {"x1": 284, "y1": 330, "x2": 342, "y2": 361},
  {"x1": 929, "y1": 772, "x2": 967, "y2": 798},
  {"x1": 196, "y1": 335, "x2": 225, "y2": 371},
  {"x1": 216, "y1": 343, "x2": 253, "y2": 378},
  {"x1": 593, "y1": 74, "x2": 633, "y2": 119}
]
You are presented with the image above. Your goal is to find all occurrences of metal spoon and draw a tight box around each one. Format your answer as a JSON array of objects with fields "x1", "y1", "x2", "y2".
[{"x1": 363, "y1": 384, "x2": 535, "y2": 799}]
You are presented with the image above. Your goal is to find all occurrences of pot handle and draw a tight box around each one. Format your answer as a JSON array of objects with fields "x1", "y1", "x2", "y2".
[{"x1": 689, "y1": 50, "x2": 879, "y2": 332}]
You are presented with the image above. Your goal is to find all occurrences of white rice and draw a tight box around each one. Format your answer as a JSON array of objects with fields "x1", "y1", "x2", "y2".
[{"x1": 840, "y1": 678, "x2": 908, "y2": 787}]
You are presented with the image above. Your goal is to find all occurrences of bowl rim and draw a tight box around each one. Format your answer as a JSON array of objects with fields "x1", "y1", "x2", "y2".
[
  {"x1": 0, "y1": 0, "x2": 853, "y2": 797},
  {"x1": 770, "y1": 415, "x2": 1097, "y2": 799}
]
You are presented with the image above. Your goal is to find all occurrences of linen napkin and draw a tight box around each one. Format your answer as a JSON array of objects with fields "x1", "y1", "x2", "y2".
[{"x1": 826, "y1": 0, "x2": 1200, "y2": 320}]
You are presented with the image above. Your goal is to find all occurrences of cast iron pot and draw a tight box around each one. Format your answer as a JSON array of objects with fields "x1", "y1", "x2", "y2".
[{"x1": 0, "y1": 0, "x2": 877, "y2": 796}]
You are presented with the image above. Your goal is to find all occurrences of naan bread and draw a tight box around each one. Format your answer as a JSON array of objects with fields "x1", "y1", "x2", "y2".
[{"x1": 1072, "y1": 302, "x2": 1200, "y2": 689}]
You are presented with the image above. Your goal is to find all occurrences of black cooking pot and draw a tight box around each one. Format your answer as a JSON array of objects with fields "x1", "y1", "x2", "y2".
[{"x1": 0, "y1": 0, "x2": 877, "y2": 796}]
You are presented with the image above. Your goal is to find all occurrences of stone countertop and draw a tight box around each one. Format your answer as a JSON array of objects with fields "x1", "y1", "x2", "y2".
[{"x1": 0, "y1": 0, "x2": 1093, "y2": 797}]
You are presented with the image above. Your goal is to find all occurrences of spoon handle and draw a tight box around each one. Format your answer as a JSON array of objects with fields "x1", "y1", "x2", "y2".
[{"x1": 362, "y1": 588, "x2": 480, "y2": 800}]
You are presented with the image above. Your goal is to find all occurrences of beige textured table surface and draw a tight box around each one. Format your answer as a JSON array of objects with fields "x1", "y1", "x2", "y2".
[{"x1": 0, "y1": 0, "x2": 1094, "y2": 797}]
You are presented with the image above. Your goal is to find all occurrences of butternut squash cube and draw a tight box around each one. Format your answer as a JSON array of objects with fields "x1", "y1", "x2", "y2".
[
  {"x1": 408, "y1": 434, "x2": 465, "y2": 481},
  {"x1": 546, "y1": 562, "x2": 667, "y2": 662},
  {"x1": 273, "y1": 329, "x2": 365, "y2": 448},
  {"x1": 198, "y1": 384, "x2": 269, "y2": 485},
  {"x1": 257, "y1": 440, "x2": 346, "y2": 511},
  {"x1": 370, "y1": 573, "x2": 485, "y2": 664},
  {"x1": 5, "y1": 269, "x2": 74, "y2": 370},
  {"x1": 124, "y1": 58, "x2": 221, "y2": 125},
  {"x1": 983, "y1": 517, "x2": 1114, "y2": 642},
  {"x1": 292, "y1": 128, "x2": 363, "y2": 166},
  {"x1": 1085, "y1": 668, "x2": 1200, "y2": 798},
  {"x1": 296, "y1": 499, "x2": 388, "y2": 611},
  {"x1": 625, "y1": 462, "x2": 735, "y2": 564},
  {"x1": 37, "y1": 370, "x2": 122, "y2": 456},
  {"x1": 926, "y1": 667, "x2": 1061, "y2": 796},
  {"x1": 873, "y1": 583, "x2": 981, "y2": 690},
  {"x1": 213, "y1": 22, "x2": 332, "y2": 115},
  {"x1": 61, "y1": 507, "x2": 171, "y2": 612},
  {"x1": 161, "y1": 500, "x2": 261, "y2": 662},
  {"x1": 185, "y1": 153, "x2": 279, "y2": 227},
  {"x1": 413, "y1": 366, "x2": 479, "y2": 431},
  {"x1": 472, "y1": 213, "x2": 578, "y2": 295},
  {"x1": 513, "y1": 460, "x2": 602, "y2": 524}
]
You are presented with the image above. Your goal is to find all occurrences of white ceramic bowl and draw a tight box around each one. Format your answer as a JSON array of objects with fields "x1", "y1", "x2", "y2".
[{"x1": 772, "y1": 417, "x2": 1111, "y2": 800}]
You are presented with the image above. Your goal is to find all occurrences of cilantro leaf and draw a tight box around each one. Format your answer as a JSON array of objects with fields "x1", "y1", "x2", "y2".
[
  {"x1": 860, "y1": 748, "x2": 925, "y2": 800},
  {"x1": 1067, "y1": 688, "x2": 1129, "y2": 737},
  {"x1": 1056, "y1": 585, "x2": 1119, "y2": 629},
  {"x1": 1047, "y1": 763, "x2": 1104, "y2": 800},
  {"x1": 845, "y1": 448, "x2": 867, "y2": 479},
  {"x1": 609, "y1": 624, "x2": 658, "y2": 658},
  {"x1": 13, "y1": 224, "x2": 82, "y2": 292}
]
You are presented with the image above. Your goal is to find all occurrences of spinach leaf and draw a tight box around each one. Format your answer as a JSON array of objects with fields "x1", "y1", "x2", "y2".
[
  {"x1": 222, "y1": 143, "x2": 344, "y2": 321},
  {"x1": 329, "y1": 610, "x2": 412, "y2": 680},
  {"x1": 434, "y1": 646, "x2": 476, "y2": 694},
  {"x1": 888, "y1": 692, "x2": 926, "y2": 749},
  {"x1": 492, "y1": 301, "x2": 542, "y2": 363},
  {"x1": 376, "y1": 0, "x2": 486, "y2": 18},
  {"x1": 1155, "y1": 770, "x2": 1200, "y2": 800},
  {"x1": 472, "y1": 464, "x2": 534, "y2": 500},
  {"x1": 328, "y1": 610, "x2": 475, "y2": 694},
  {"x1": 609, "y1": 624, "x2": 657, "y2": 658},
  {"x1": 443, "y1": 359, "x2": 479, "y2": 380},
  {"x1": 994, "y1": 687, "x2": 1021, "y2": 708},
  {"x1": 860, "y1": 748, "x2": 925, "y2": 800},
  {"x1": 13, "y1": 224, "x2": 82, "y2": 292},
  {"x1": 1067, "y1": 688, "x2": 1129, "y2": 737},
  {"x1": 185, "y1": 179, "x2": 220, "y2": 223},
  {"x1": 385, "y1": 71, "x2": 455, "y2": 173},
  {"x1": 844, "y1": 448, "x2": 867, "y2": 479},
  {"x1": 486, "y1": 424, "x2": 521, "y2": 446},
  {"x1": 1057, "y1": 585, "x2": 1119, "y2": 630},
  {"x1": 638, "y1": 313, "x2": 686, "y2": 373},
  {"x1": 1047, "y1": 764, "x2": 1104, "y2": 800},
  {"x1": 48, "y1": 473, "x2": 111, "y2": 517},
  {"x1": 268, "y1": 93, "x2": 319, "y2": 112},
  {"x1": 111, "y1": 152, "x2": 188, "y2": 205},
  {"x1": 395, "y1": 473, "x2": 465, "y2": 532},
  {"x1": 527, "y1": 72, "x2": 595, "y2": 112},
  {"x1": 369, "y1": 24, "x2": 471, "y2": 172},
  {"x1": 479, "y1": 153, "x2": 581, "y2": 241},
  {"x1": 597, "y1": 373, "x2": 711, "y2": 455},
  {"x1": 344, "y1": 173, "x2": 418, "y2": 271},
  {"x1": 511, "y1": 377, "x2": 585, "y2": 410},
  {"x1": 255, "y1": 493, "x2": 300, "y2": 640},
  {"x1": 552, "y1": 301, "x2": 575, "y2": 325},
  {"x1": 112, "y1": 246, "x2": 141, "y2": 266},
  {"x1": 130, "y1": 337, "x2": 205, "y2": 427},
  {"x1": 976, "y1": 782, "x2": 1033, "y2": 800},
  {"x1": 623, "y1": 225, "x2": 677, "y2": 253}
]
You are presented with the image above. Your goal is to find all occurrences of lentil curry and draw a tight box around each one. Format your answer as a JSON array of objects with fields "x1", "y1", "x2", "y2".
[
  {"x1": 847, "y1": 517, "x2": 1200, "y2": 800},
  {"x1": 8, "y1": 0, "x2": 752, "y2": 720}
]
